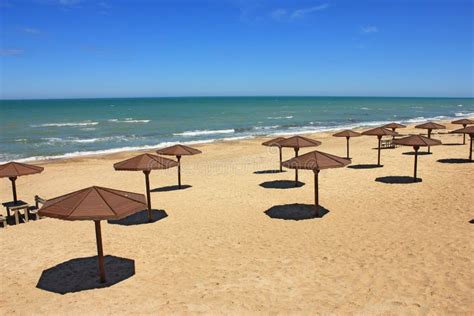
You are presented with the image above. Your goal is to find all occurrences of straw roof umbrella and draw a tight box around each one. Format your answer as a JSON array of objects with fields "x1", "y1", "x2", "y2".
[
  {"x1": 282, "y1": 150, "x2": 350, "y2": 216},
  {"x1": 38, "y1": 186, "x2": 146, "y2": 283},
  {"x1": 114, "y1": 154, "x2": 177, "y2": 222},
  {"x1": 451, "y1": 119, "x2": 474, "y2": 145},
  {"x1": 277, "y1": 136, "x2": 322, "y2": 186},
  {"x1": 383, "y1": 122, "x2": 407, "y2": 139},
  {"x1": 0, "y1": 162, "x2": 44, "y2": 203},
  {"x1": 393, "y1": 135, "x2": 442, "y2": 182},
  {"x1": 450, "y1": 126, "x2": 474, "y2": 161},
  {"x1": 262, "y1": 137, "x2": 286, "y2": 172},
  {"x1": 361, "y1": 127, "x2": 398, "y2": 166},
  {"x1": 156, "y1": 145, "x2": 202, "y2": 189},
  {"x1": 332, "y1": 130, "x2": 361, "y2": 159},
  {"x1": 415, "y1": 122, "x2": 446, "y2": 153}
]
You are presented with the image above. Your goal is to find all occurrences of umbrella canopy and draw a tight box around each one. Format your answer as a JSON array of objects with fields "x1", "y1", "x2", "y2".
[
  {"x1": 450, "y1": 126, "x2": 474, "y2": 160},
  {"x1": 156, "y1": 145, "x2": 201, "y2": 189},
  {"x1": 383, "y1": 122, "x2": 407, "y2": 130},
  {"x1": 262, "y1": 137, "x2": 286, "y2": 172},
  {"x1": 415, "y1": 122, "x2": 445, "y2": 153},
  {"x1": 277, "y1": 136, "x2": 322, "y2": 186},
  {"x1": 114, "y1": 153, "x2": 177, "y2": 221},
  {"x1": 0, "y1": 161, "x2": 44, "y2": 203},
  {"x1": 333, "y1": 130, "x2": 361, "y2": 159},
  {"x1": 393, "y1": 135, "x2": 442, "y2": 181},
  {"x1": 451, "y1": 119, "x2": 474, "y2": 144},
  {"x1": 282, "y1": 150, "x2": 350, "y2": 216},
  {"x1": 361, "y1": 127, "x2": 398, "y2": 166},
  {"x1": 39, "y1": 186, "x2": 146, "y2": 283}
]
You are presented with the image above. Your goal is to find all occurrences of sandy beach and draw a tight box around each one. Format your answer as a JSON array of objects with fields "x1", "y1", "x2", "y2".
[{"x1": 0, "y1": 120, "x2": 473, "y2": 314}]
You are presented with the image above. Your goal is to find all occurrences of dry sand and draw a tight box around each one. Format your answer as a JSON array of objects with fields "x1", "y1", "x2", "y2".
[{"x1": 0, "y1": 121, "x2": 473, "y2": 314}]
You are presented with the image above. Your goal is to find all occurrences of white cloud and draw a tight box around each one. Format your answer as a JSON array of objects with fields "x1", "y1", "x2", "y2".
[
  {"x1": 22, "y1": 27, "x2": 41, "y2": 34},
  {"x1": 361, "y1": 26, "x2": 378, "y2": 33},
  {"x1": 290, "y1": 4, "x2": 329, "y2": 19},
  {"x1": 270, "y1": 4, "x2": 329, "y2": 22},
  {"x1": 0, "y1": 49, "x2": 24, "y2": 56}
]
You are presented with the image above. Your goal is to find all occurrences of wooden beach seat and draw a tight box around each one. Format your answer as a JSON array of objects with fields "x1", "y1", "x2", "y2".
[
  {"x1": 381, "y1": 139, "x2": 395, "y2": 149},
  {"x1": 28, "y1": 195, "x2": 46, "y2": 220}
]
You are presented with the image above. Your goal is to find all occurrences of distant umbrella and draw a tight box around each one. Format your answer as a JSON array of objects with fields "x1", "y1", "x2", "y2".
[
  {"x1": 114, "y1": 154, "x2": 178, "y2": 222},
  {"x1": 282, "y1": 150, "x2": 351, "y2": 216},
  {"x1": 277, "y1": 136, "x2": 322, "y2": 186},
  {"x1": 415, "y1": 122, "x2": 446, "y2": 153},
  {"x1": 393, "y1": 135, "x2": 442, "y2": 182},
  {"x1": 262, "y1": 137, "x2": 286, "y2": 172},
  {"x1": 332, "y1": 130, "x2": 361, "y2": 159},
  {"x1": 156, "y1": 145, "x2": 202, "y2": 189},
  {"x1": 0, "y1": 162, "x2": 44, "y2": 203},
  {"x1": 383, "y1": 122, "x2": 407, "y2": 139},
  {"x1": 451, "y1": 119, "x2": 474, "y2": 145},
  {"x1": 450, "y1": 126, "x2": 474, "y2": 161},
  {"x1": 361, "y1": 127, "x2": 398, "y2": 166},
  {"x1": 39, "y1": 186, "x2": 146, "y2": 283}
]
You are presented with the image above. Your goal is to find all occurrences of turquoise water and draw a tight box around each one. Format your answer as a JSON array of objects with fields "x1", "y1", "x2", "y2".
[{"x1": 0, "y1": 96, "x2": 473, "y2": 162}]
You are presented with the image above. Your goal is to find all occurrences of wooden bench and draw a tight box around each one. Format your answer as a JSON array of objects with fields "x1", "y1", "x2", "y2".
[
  {"x1": 381, "y1": 139, "x2": 395, "y2": 149},
  {"x1": 28, "y1": 195, "x2": 46, "y2": 220}
]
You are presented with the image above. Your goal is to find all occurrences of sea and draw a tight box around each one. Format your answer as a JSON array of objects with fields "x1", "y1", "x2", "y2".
[{"x1": 0, "y1": 96, "x2": 473, "y2": 163}]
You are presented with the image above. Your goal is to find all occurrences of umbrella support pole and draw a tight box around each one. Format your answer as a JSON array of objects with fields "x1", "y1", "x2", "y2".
[
  {"x1": 462, "y1": 124, "x2": 466, "y2": 144},
  {"x1": 346, "y1": 137, "x2": 350, "y2": 159},
  {"x1": 470, "y1": 135, "x2": 473, "y2": 161},
  {"x1": 144, "y1": 171, "x2": 152, "y2": 222},
  {"x1": 413, "y1": 146, "x2": 419, "y2": 182},
  {"x1": 427, "y1": 129, "x2": 432, "y2": 153},
  {"x1": 279, "y1": 147, "x2": 282, "y2": 172},
  {"x1": 177, "y1": 155, "x2": 182, "y2": 189},
  {"x1": 9, "y1": 177, "x2": 18, "y2": 203},
  {"x1": 314, "y1": 170, "x2": 320, "y2": 217},
  {"x1": 294, "y1": 148, "x2": 299, "y2": 186},
  {"x1": 377, "y1": 136, "x2": 382, "y2": 166},
  {"x1": 94, "y1": 220, "x2": 106, "y2": 283}
]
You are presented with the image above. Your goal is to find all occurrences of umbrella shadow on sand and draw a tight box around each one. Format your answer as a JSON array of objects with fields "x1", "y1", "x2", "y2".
[
  {"x1": 265, "y1": 204, "x2": 329, "y2": 220},
  {"x1": 375, "y1": 176, "x2": 422, "y2": 184},
  {"x1": 151, "y1": 185, "x2": 192, "y2": 192},
  {"x1": 402, "y1": 151, "x2": 432, "y2": 156},
  {"x1": 259, "y1": 180, "x2": 305, "y2": 189},
  {"x1": 36, "y1": 255, "x2": 135, "y2": 295},
  {"x1": 108, "y1": 209, "x2": 168, "y2": 226},
  {"x1": 348, "y1": 164, "x2": 383, "y2": 169},
  {"x1": 254, "y1": 169, "x2": 287, "y2": 174},
  {"x1": 437, "y1": 158, "x2": 473, "y2": 164}
]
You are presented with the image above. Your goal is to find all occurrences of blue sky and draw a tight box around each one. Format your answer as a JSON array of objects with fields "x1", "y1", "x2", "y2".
[{"x1": 0, "y1": 0, "x2": 473, "y2": 99}]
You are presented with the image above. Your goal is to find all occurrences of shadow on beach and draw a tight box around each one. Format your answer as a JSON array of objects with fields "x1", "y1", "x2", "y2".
[
  {"x1": 442, "y1": 143, "x2": 464, "y2": 146},
  {"x1": 151, "y1": 185, "x2": 192, "y2": 192},
  {"x1": 375, "y1": 176, "x2": 421, "y2": 184},
  {"x1": 108, "y1": 209, "x2": 168, "y2": 226},
  {"x1": 437, "y1": 158, "x2": 473, "y2": 164},
  {"x1": 348, "y1": 164, "x2": 383, "y2": 169},
  {"x1": 254, "y1": 169, "x2": 286, "y2": 174},
  {"x1": 402, "y1": 151, "x2": 432, "y2": 156},
  {"x1": 264, "y1": 203, "x2": 329, "y2": 220},
  {"x1": 259, "y1": 180, "x2": 305, "y2": 189},
  {"x1": 36, "y1": 255, "x2": 135, "y2": 295}
]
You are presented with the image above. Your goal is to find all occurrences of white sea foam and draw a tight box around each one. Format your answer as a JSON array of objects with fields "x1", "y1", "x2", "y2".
[
  {"x1": 454, "y1": 112, "x2": 474, "y2": 117},
  {"x1": 43, "y1": 136, "x2": 129, "y2": 144},
  {"x1": 267, "y1": 116, "x2": 293, "y2": 120},
  {"x1": 108, "y1": 118, "x2": 150, "y2": 123},
  {"x1": 32, "y1": 121, "x2": 99, "y2": 127},
  {"x1": 173, "y1": 129, "x2": 235, "y2": 137},
  {"x1": 360, "y1": 107, "x2": 370, "y2": 110}
]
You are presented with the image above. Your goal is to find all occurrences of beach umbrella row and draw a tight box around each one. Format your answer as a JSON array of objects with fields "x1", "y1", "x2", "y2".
[
  {"x1": 450, "y1": 125, "x2": 474, "y2": 161},
  {"x1": 361, "y1": 127, "x2": 398, "y2": 166},
  {"x1": 0, "y1": 162, "x2": 44, "y2": 203},
  {"x1": 451, "y1": 119, "x2": 474, "y2": 145}
]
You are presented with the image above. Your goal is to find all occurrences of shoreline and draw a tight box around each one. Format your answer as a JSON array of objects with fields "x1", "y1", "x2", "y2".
[{"x1": 17, "y1": 118, "x2": 470, "y2": 166}]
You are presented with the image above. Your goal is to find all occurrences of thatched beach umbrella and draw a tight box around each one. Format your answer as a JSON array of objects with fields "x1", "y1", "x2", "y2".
[
  {"x1": 451, "y1": 119, "x2": 474, "y2": 145},
  {"x1": 393, "y1": 135, "x2": 442, "y2": 182},
  {"x1": 383, "y1": 122, "x2": 407, "y2": 139},
  {"x1": 332, "y1": 130, "x2": 361, "y2": 159},
  {"x1": 361, "y1": 127, "x2": 398, "y2": 166},
  {"x1": 0, "y1": 162, "x2": 44, "y2": 203},
  {"x1": 156, "y1": 144, "x2": 202, "y2": 189},
  {"x1": 38, "y1": 186, "x2": 146, "y2": 283},
  {"x1": 114, "y1": 154, "x2": 177, "y2": 222},
  {"x1": 277, "y1": 136, "x2": 322, "y2": 186},
  {"x1": 415, "y1": 122, "x2": 446, "y2": 153},
  {"x1": 282, "y1": 150, "x2": 350, "y2": 216},
  {"x1": 262, "y1": 137, "x2": 286, "y2": 172},
  {"x1": 450, "y1": 126, "x2": 474, "y2": 161}
]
